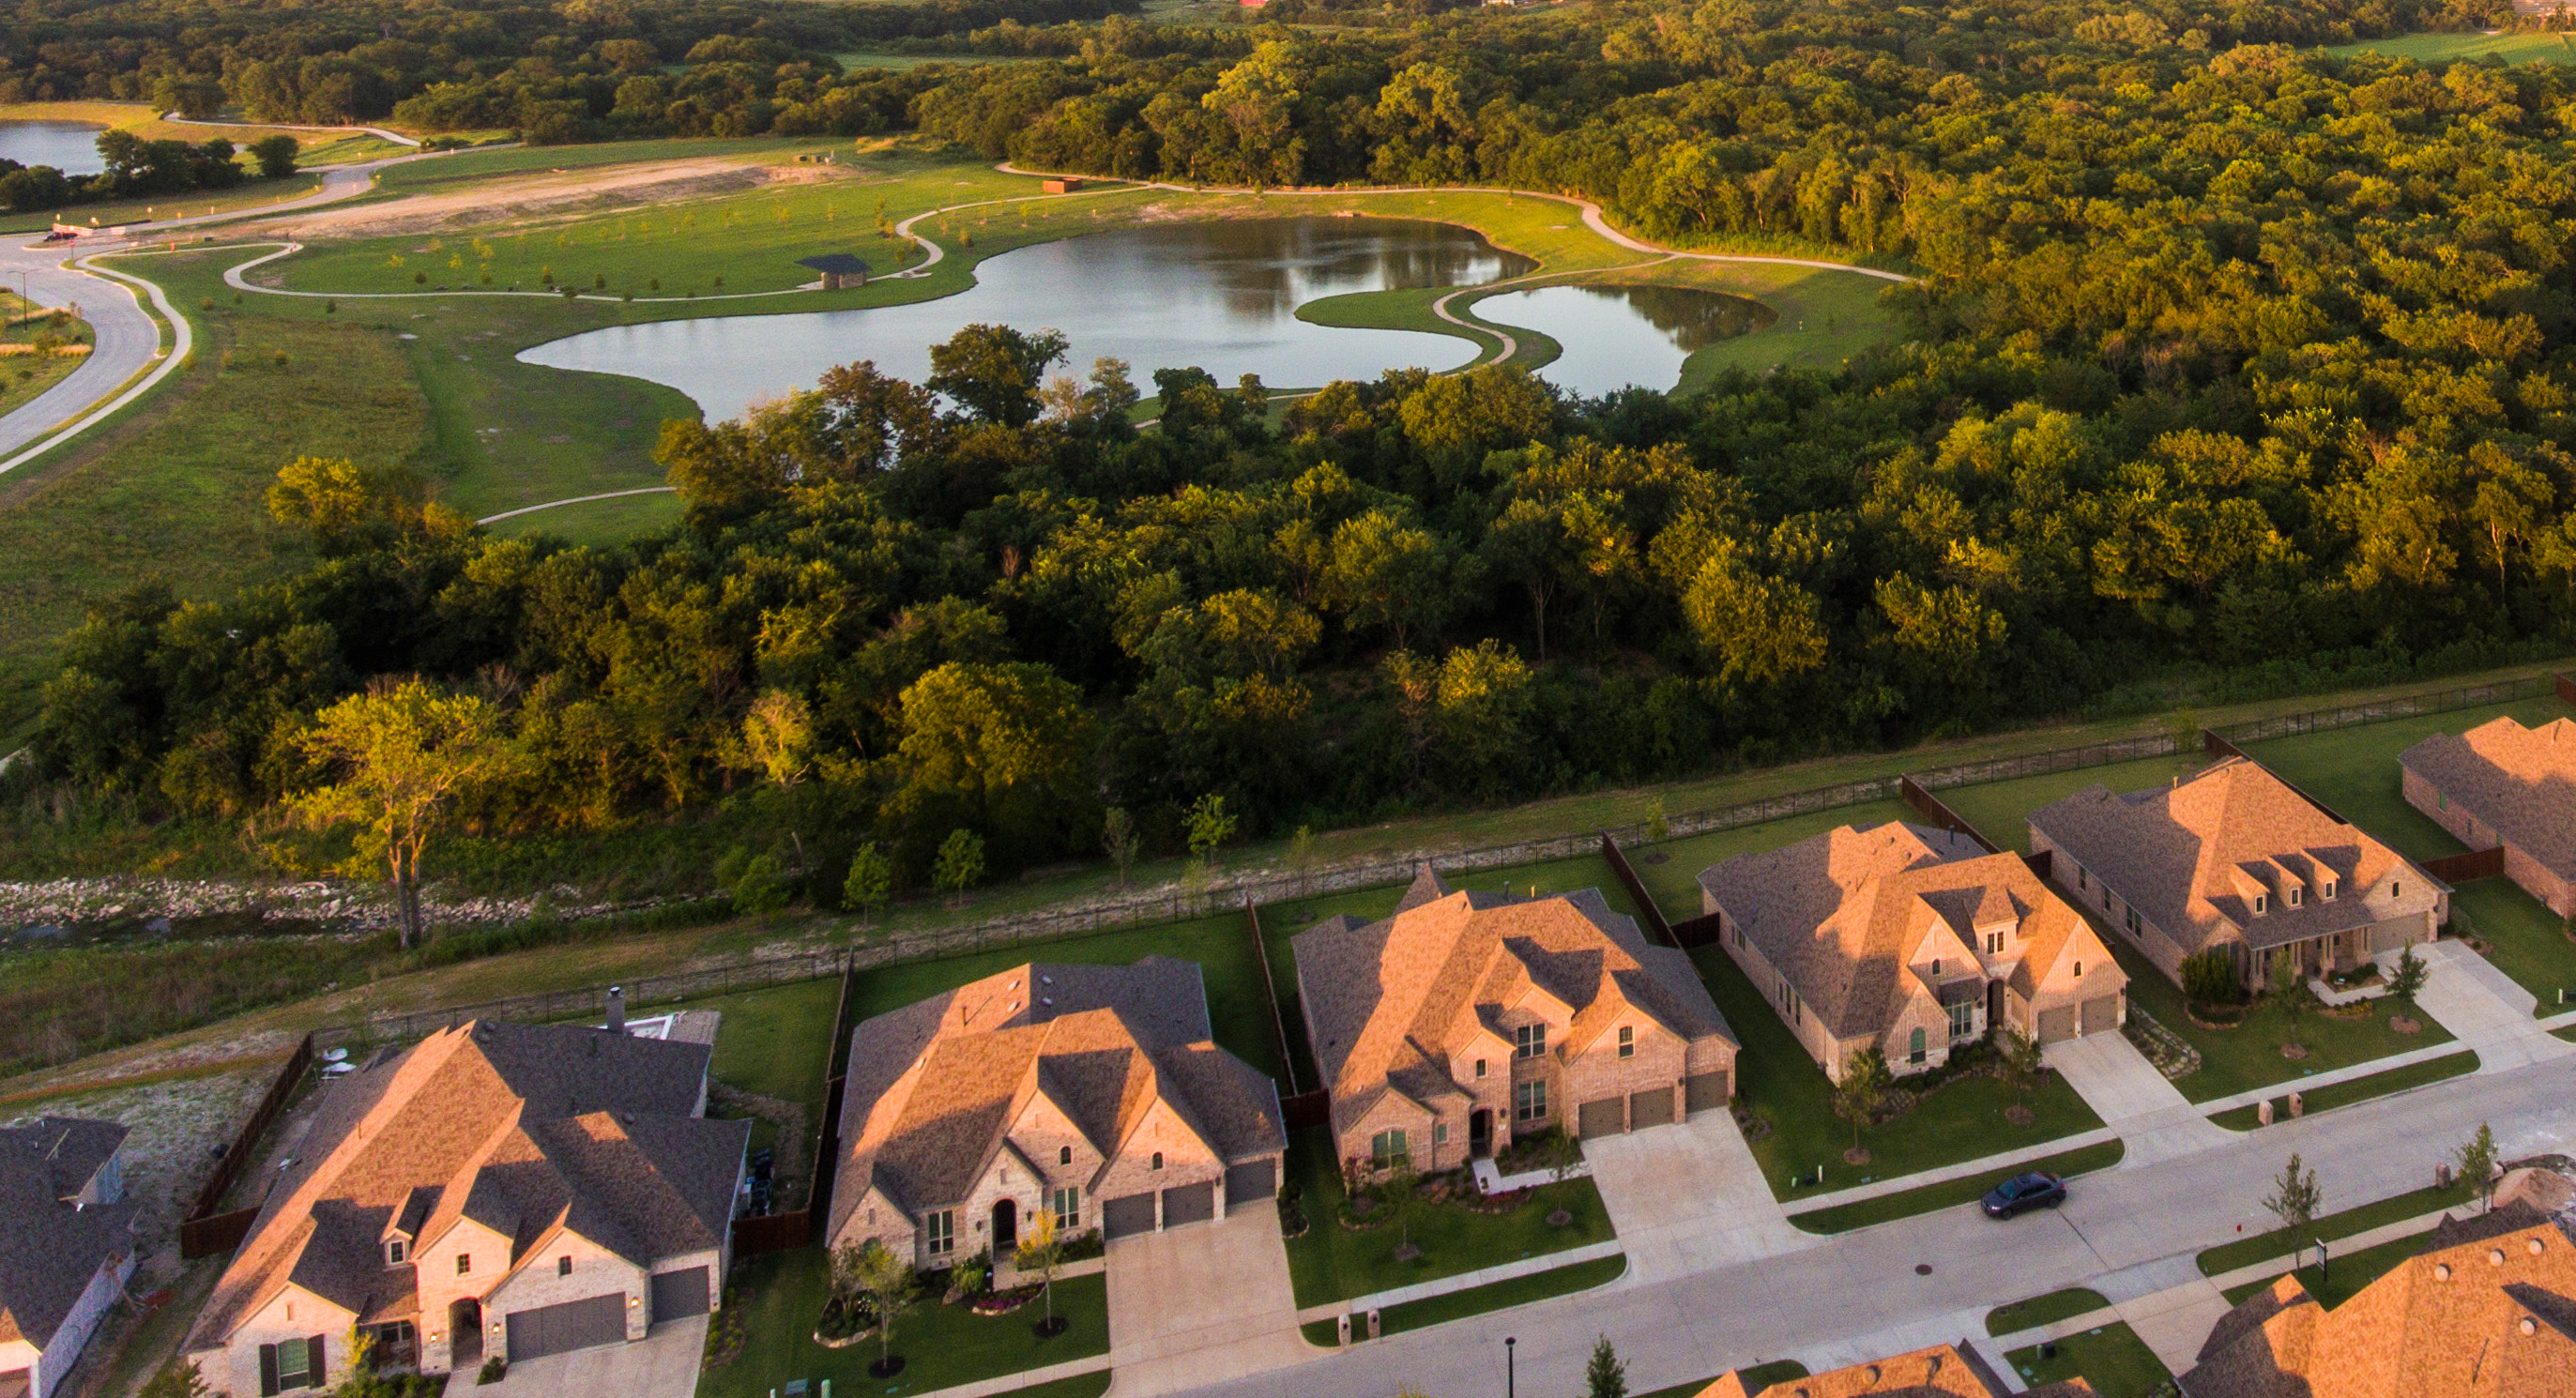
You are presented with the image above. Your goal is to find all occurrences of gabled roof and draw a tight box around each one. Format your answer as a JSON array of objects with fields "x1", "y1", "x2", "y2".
[
  {"x1": 2029, "y1": 756, "x2": 2426, "y2": 956},
  {"x1": 1293, "y1": 884, "x2": 1732, "y2": 1138},
  {"x1": 828, "y1": 958, "x2": 1284, "y2": 1241},
  {"x1": 187, "y1": 1020, "x2": 739, "y2": 1354},
  {"x1": 1696, "y1": 823, "x2": 2113, "y2": 1038},
  {"x1": 2401, "y1": 716, "x2": 2576, "y2": 878},
  {"x1": 1695, "y1": 1341, "x2": 2091, "y2": 1397},
  {"x1": 0, "y1": 1117, "x2": 137, "y2": 1352}
]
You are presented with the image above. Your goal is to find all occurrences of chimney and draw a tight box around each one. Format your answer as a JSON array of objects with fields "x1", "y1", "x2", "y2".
[{"x1": 606, "y1": 986, "x2": 626, "y2": 1034}]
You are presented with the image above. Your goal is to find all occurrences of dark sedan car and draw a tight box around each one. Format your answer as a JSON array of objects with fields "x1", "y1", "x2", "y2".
[{"x1": 1982, "y1": 1171, "x2": 2066, "y2": 1218}]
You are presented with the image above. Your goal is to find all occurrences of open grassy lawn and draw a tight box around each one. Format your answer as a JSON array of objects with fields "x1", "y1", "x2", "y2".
[
  {"x1": 1278, "y1": 1125, "x2": 1616, "y2": 1307},
  {"x1": 2206, "y1": 1048, "x2": 2477, "y2": 1131},
  {"x1": 488, "y1": 486, "x2": 683, "y2": 541},
  {"x1": 2197, "y1": 1180, "x2": 2474, "y2": 1276},
  {"x1": 1624, "y1": 798, "x2": 1917, "y2": 919},
  {"x1": 2244, "y1": 694, "x2": 2576, "y2": 1010},
  {"x1": 2004, "y1": 1321, "x2": 2172, "y2": 1398},
  {"x1": 657, "y1": 977, "x2": 844, "y2": 1110},
  {"x1": 2219, "y1": 1225, "x2": 2437, "y2": 1308},
  {"x1": 835, "y1": 50, "x2": 1043, "y2": 68},
  {"x1": 700, "y1": 1247, "x2": 1109, "y2": 1398},
  {"x1": 850, "y1": 911, "x2": 1284, "y2": 1080},
  {"x1": 2323, "y1": 30, "x2": 2576, "y2": 64},
  {"x1": 1988, "y1": 1286, "x2": 2111, "y2": 1337},
  {"x1": 0, "y1": 298, "x2": 96, "y2": 419},
  {"x1": 1370, "y1": 1254, "x2": 1625, "y2": 1336},
  {"x1": 1933, "y1": 753, "x2": 2206, "y2": 855},
  {"x1": 1685, "y1": 942, "x2": 2106, "y2": 1199},
  {"x1": 1791, "y1": 1140, "x2": 2124, "y2": 1234}
]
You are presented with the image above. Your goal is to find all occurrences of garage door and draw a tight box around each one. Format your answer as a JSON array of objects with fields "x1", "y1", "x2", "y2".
[
  {"x1": 650, "y1": 1267, "x2": 710, "y2": 1323},
  {"x1": 2036, "y1": 1005, "x2": 2077, "y2": 1044},
  {"x1": 1160, "y1": 1181, "x2": 1215, "y2": 1229},
  {"x1": 1628, "y1": 1086, "x2": 1675, "y2": 1130},
  {"x1": 1103, "y1": 1192, "x2": 1156, "y2": 1239},
  {"x1": 1225, "y1": 1159, "x2": 1275, "y2": 1207},
  {"x1": 505, "y1": 1294, "x2": 626, "y2": 1361},
  {"x1": 1684, "y1": 1071, "x2": 1730, "y2": 1114},
  {"x1": 1576, "y1": 1097, "x2": 1625, "y2": 1139},
  {"x1": 2371, "y1": 917, "x2": 2420, "y2": 953},
  {"x1": 2080, "y1": 995, "x2": 2120, "y2": 1037}
]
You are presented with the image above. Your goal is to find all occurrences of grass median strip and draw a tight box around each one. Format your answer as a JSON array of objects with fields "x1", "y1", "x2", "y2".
[
  {"x1": 2195, "y1": 1180, "x2": 2475, "y2": 1276},
  {"x1": 2206, "y1": 1050, "x2": 2477, "y2": 1131},
  {"x1": 2219, "y1": 1224, "x2": 2441, "y2": 1309},
  {"x1": 1375, "y1": 1254, "x2": 1625, "y2": 1336},
  {"x1": 1986, "y1": 1286, "x2": 2111, "y2": 1337},
  {"x1": 1789, "y1": 1141, "x2": 2125, "y2": 1235},
  {"x1": 2004, "y1": 1321, "x2": 2172, "y2": 1398}
]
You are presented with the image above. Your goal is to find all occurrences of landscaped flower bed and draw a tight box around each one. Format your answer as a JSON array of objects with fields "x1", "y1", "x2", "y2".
[{"x1": 970, "y1": 1284, "x2": 1044, "y2": 1317}]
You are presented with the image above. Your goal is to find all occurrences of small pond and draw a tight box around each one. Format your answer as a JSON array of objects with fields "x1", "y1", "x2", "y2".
[
  {"x1": 1476, "y1": 283, "x2": 1776, "y2": 397},
  {"x1": 519, "y1": 216, "x2": 1535, "y2": 419},
  {"x1": 0, "y1": 120, "x2": 108, "y2": 175}
]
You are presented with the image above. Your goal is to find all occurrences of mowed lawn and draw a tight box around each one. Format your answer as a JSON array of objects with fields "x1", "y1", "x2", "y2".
[
  {"x1": 653, "y1": 978, "x2": 845, "y2": 1112},
  {"x1": 2004, "y1": 1321, "x2": 2172, "y2": 1398},
  {"x1": 2323, "y1": 30, "x2": 2576, "y2": 64}
]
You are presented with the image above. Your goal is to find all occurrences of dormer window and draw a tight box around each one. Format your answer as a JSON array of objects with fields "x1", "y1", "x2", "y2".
[
  {"x1": 2290, "y1": 886, "x2": 2303, "y2": 907},
  {"x1": 385, "y1": 1238, "x2": 408, "y2": 1266},
  {"x1": 2323, "y1": 879, "x2": 2336, "y2": 901},
  {"x1": 1985, "y1": 932, "x2": 2004, "y2": 955},
  {"x1": 2253, "y1": 893, "x2": 2267, "y2": 915}
]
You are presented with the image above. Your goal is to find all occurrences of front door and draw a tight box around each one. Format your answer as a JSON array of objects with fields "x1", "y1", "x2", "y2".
[
  {"x1": 992, "y1": 1197, "x2": 1017, "y2": 1253},
  {"x1": 1469, "y1": 1109, "x2": 1492, "y2": 1158}
]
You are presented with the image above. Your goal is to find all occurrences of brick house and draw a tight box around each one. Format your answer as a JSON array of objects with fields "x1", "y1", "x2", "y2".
[
  {"x1": 1697, "y1": 822, "x2": 2126, "y2": 1083},
  {"x1": 0, "y1": 1118, "x2": 139, "y2": 1398},
  {"x1": 2029, "y1": 756, "x2": 2445, "y2": 994},
  {"x1": 1697, "y1": 1341, "x2": 2094, "y2": 1397},
  {"x1": 1292, "y1": 868, "x2": 1736, "y2": 1168},
  {"x1": 826, "y1": 958, "x2": 1285, "y2": 1269},
  {"x1": 2400, "y1": 715, "x2": 2576, "y2": 917},
  {"x1": 183, "y1": 1021, "x2": 746, "y2": 1395},
  {"x1": 2181, "y1": 1184, "x2": 2576, "y2": 1396}
]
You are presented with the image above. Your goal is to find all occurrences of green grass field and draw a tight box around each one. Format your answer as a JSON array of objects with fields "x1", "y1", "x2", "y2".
[
  {"x1": 1370, "y1": 1254, "x2": 1624, "y2": 1336},
  {"x1": 2004, "y1": 1321, "x2": 2172, "y2": 1398},
  {"x1": 1932, "y1": 753, "x2": 2207, "y2": 854},
  {"x1": 1790, "y1": 1141, "x2": 2123, "y2": 1234},
  {"x1": 2205, "y1": 1049, "x2": 2477, "y2": 1131},
  {"x1": 1987, "y1": 1286, "x2": 2111, "y2": 1338},
  {"x1": 2324, "y1": 30, "x2": 2576, "y2": 64},
  {"x1": 662, "y1": 978, "x2": 845, "y2": 1110}
]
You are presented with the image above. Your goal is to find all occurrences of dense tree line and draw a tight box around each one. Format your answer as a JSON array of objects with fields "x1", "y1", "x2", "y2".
[
  {"x1": 28, "y1": 0, "x2": 2576, "y2": 902},
  {"x1": 0, "y1": 130, "x2": 298, "y2": 214}
]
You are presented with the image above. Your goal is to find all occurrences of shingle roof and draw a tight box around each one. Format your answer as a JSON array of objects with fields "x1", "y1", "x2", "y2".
[
  {"x1": 1695, "y1": 823, "x2": 2111, "y2": 1038},
  {"x1": 0, "y1": 1117, "x2": 137, "y2": 1351},
  {"x1": 828, "y1": 958, "x2": 1284, "y2": 1241},
  {"x1": 1293, "y1": 884, "x2": 1733, "y2": 1140},
  {"x1": 2400, "y1": 716, "x2": 2576, "y2": 878},
  {"x1": 2028, "y1": 757, "x2": 2429, "y2": 957},
  {"x1": 186, "y1": 1020, "x2": 738, "y2": 1354},
  {"x1": 2183, "y1": 1208, "x2": 2576, "y2": 1398},
  {"x1": 1695, "y1": 1341, "x2": 2091, "y2": 1397}
]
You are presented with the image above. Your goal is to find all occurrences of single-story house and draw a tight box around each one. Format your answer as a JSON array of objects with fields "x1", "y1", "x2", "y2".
[
  {"x1": 1698, "y1": 822, "x2": 2126, "y2": 1082},
  {"x1": 2029, "y1": 756, "x2": 2444, "y2": 993},
  {"x1": 1293, "y1": 867, "x2": 1736, "y2": 1169},
  {"x1": 183, "y1": 1020, "x2": 747, "y2": 1394},
  {"x1": 826, "y1": 958, "x2": 1286, "y2": 1268},
  {"x1": 1, "y1": 1117, "x2": 140, "y2": 1398},
  {"x1": 2400, "y1": 714, "x2": 2576, "y2": 917}
]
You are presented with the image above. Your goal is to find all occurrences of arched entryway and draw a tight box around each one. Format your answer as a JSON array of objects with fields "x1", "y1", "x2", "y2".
[
  {"x1": 1469, "y1": 1109, "x2": 1493, "y2": 1159},
  {"x1": 447, "y1": 1298, "x2": 483, "y2": 1373},
  {"x1": 992, "y1": 1198, "x2": 1018, "y2": 1253}
]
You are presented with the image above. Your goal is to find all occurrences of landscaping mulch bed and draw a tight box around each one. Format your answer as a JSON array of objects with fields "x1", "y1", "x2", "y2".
[{"x1": 969, "y1": 1285, "x2": 1043, "y2": 1317}]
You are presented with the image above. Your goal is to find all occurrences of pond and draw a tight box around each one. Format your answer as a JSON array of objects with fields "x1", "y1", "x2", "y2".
[
  {"x1": 1475, "y1": 283, "x2": 1776, "y2": 397},
  {"x1": 519, "y1": 216, "x2": 1535, "y2": 419},
  {"x1": 0, "y1": 119, "x2": 107, "y2": 175}
]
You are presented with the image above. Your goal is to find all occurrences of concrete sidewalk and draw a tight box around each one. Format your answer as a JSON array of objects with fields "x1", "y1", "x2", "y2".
[{"x1": 2046, "y1": 1033, "x2": 2234, "y2": 1168}]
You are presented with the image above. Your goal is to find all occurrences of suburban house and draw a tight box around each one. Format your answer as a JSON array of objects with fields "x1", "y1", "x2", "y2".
[
  {"x1": 1, "y1": 1117, "x2": 140, "y2": 1398},
  {"x1": 826, "y1": 958, "x2": 1286, "y2": 1268},
  {"x1": 2180, "y1": 1181, "x2": 2576, "y2": 1396},
  {"x1": 1695, "y1": 1341, "x2": 2094, "y2": 1397},
  {"x1": 1698, "y1": 823, "x2": 2126, "y2": 1083},
  {"x1": 183, "y1": 1020, "x2": 747, "y2": 1395},
  {"x1": 2401, "y1": 715, "x2": 2576, "y2": 917},
  {"x1": 1292, "y1": 868, "x2": 1736, "y2": 1168},
  {"x1": 2029, "y1": 756, "x2": 2446, "y2": 994}
]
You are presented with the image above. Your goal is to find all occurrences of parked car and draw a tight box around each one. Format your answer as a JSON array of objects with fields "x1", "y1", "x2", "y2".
[{"x1": 1981, "y1": 1172, "x2": 2066, "y2": 1219}]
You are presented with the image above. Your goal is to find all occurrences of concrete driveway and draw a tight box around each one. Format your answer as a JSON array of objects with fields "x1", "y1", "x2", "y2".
[
  {"x1": 1105, "y1": 1207, "x2": 1312, "y2": 1398},
  {"x1": 476, "y1": 1315, "x2": 707, "y2": 1398},
  {"x1": 2413, "y1": 938, "x2": 2574, "y2": 1073},
  {"x1": 1583, "y1": 1112, "x2": 1809, "y2": 1282},
  {"x1": 2044, "y1": 1033, "x2": 2233, "y2": 1167}
]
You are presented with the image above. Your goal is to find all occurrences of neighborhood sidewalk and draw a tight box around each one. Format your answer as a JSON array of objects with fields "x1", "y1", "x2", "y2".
[{"x1": 2046, "y1": 1034, "x2": 2234, "y2": 1168}]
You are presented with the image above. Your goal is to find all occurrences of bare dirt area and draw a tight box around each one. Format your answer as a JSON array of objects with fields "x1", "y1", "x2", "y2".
[
  {"x1": 8, "y1": 1062, "x2": 278, "y2": 1246},
  {"x1": 240, "y1": 156, "x2": 862, "y2": 241}
]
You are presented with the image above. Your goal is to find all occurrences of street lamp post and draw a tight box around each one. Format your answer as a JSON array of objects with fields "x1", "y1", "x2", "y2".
[{"x1": 1506, "y1": 1336, "x2": 1517, "y2": 1398}]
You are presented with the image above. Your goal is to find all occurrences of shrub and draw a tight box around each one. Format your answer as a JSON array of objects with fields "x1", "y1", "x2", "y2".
[{"x1": 2182, "y1": 948, "x2": 2244, "y2": 1007}]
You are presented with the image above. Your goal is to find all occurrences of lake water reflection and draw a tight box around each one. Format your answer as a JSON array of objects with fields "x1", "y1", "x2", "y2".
[
  {"x1": 0, "y1": 120, "x2": 107, "y2": 175},
  {"x1": 520, "y1": 216, "x2": 1536, "y2": 419},
  {"x1": 1477, "y1": 282, "x2": 1776, "y2": 397}
]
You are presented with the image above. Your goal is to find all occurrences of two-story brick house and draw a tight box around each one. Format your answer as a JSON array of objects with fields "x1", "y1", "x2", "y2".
[
  {"x1": 826, "y1": 958, "x2": 1286, "y2": 1269},
  {"x1": 1, "y1": 1117, "x2": 140, "y2": 1398},
  {"x1": 182, "y1": 1020, "x2": 747, "y2": 1394},
  {"x1": 1293, "y1": 868, "x2": 1736, "y2": 1170},
  {"x1": 1698, "y1": 822, "x2": 2126, "y2": 1083}
]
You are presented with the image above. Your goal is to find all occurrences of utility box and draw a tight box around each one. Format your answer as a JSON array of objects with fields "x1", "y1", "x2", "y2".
[
  {"x1": 1335, "y1": 1314, "x2": 1350, "y2": 1346},
  {"x1": 1043, "y1": 177, "x2": 1085, "y2": 193},
  {"x1": 1366, "y1": 1309, "x2": 1381, "y2": 1341}
]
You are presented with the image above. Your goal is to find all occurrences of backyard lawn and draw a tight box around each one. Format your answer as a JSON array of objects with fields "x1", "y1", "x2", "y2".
[
  {"x1": 700, "y1": 1247, "x2": 1108, "y2": 1398},
  {"x1": 1684, "y1": 942, "x2": 2104, "y2": 1197},
  {"x1": 652, "y1": 978, "x2": 844, "y2": 1111},
  {"x1": 2004, "y1": 1322, "x2": 2172, "y2": 1398},
  {"x1": 1278, "y1": 1126, "x2": 1615, "y2": 1308},
  {"x1": 1932, "y1": 753, "x2": 2203, "y2": 855},
  {"x1": 1623, "y1": 799, "x2": 1915, "y2": 919}
]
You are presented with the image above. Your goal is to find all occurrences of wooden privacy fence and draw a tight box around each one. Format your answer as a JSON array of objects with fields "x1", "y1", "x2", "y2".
[
  {"x1": 1597, "y1": 833, "x2": 1674, "y2": 947},
  {"x1": 731, "y1": 959, "x2": 861, "y2": 1260},
  {"x1": 2421, "y1": 846, "x2": 2509, "y2": 884},
  {"x1": 1898, "y1": 776, "x2": 2003, "y2": 854},
  {"x1": 1244, "y1": 904, "x2": 1303, "y2": 1096},
  {"x1": 178, "y1": 1033, "x2": 315, "y2": 1260}
]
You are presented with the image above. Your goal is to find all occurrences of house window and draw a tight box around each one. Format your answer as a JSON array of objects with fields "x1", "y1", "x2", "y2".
[
  {"x1": 1370, "y1": 1130, "x2": 1409, "y2": 1167},
  {"x1": 1948, "y1": 1001, "x2": 1975, "y2": 1039},
  {"x1": 1514, "y1": 1024, "x2": 1547, "y2": 1059},
  {"x1": 1474, "y1": 1058, "x2": 1487, "y2": 1079},
  {"x1": 926, "y1": 1209, "x2": 955, "y2": 1255},
  {"x1": 557, "y1": 1256, "x2": 572, "y2": 1277},
  {"x1": 455, "y1": 1254, "x2": 472, "y2": 1276},
  {"x1": 2253, "y1": 893, "x2": 2267, "y2": 915},
  {"x1": 1434, "y1": 1122, "x2": 1448, "y2": 1145},
  {"x1": 1052, "y1": 1186, "x2": 1080, "y2": 1231},
  {"x1": 1059, "y1": 1146, "x2": 1073, "y2": 1165},
  {"x1": 1151, "y1": 1151, "x2": 1165, "y2": 1171},
  {"x1": 275, "y1": 1336, "x2": 317, "y2": 1390},
  {"x1": 385, "y1": 1239, "x2": 407, "y2": 1265},
  {"x1": 1986, "y1": 933, "x2": 2003, "y2": 955},
  {"x1": 1931, "y1": 958, "x2": 1942, "y2": 975},
  {"x1": 1617, "y1": 1026, "x2": 1635, "y2": 1059},
  {"x1": 2323, "y1": 879, "x2": 2336, "y2": 901},
  {"x1": 2125, "y1": 907, "x2": 2139, "y2": 934},
  {"x1": 372, "y1": 1321, "x2": 417, "y2": 1368},
  {"x1": 2074, "y1": 961, "x2": 2083, "y2": 978},
  {"x1": 2392, "y1": 881, "x2": 2401, "y2": 898},
  {"x1": 2290, "y1": 886, "x2": 2303, "y2": 907},
  {"x1": 1514, "y1": 1079, "x2": 1548, "y2": 1123},
  {"x1": 2078, "y1": 869, "x2": 2089, "y2": 890},
  {"x1": 1908, "y1": 1027, "x2": 1927, "y2": 1066}
]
